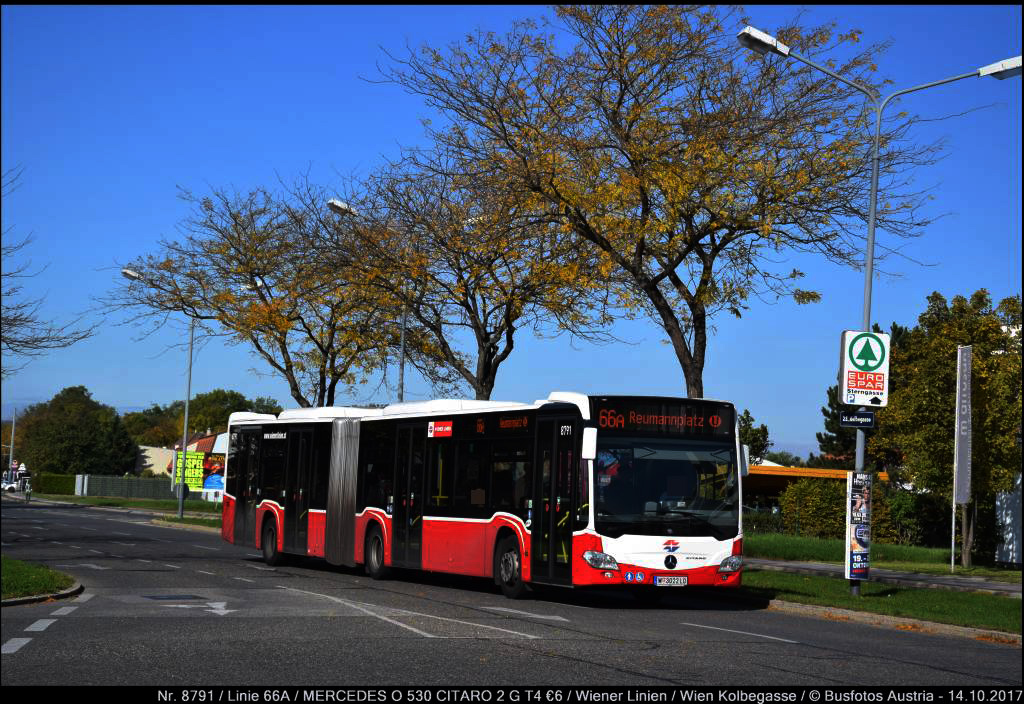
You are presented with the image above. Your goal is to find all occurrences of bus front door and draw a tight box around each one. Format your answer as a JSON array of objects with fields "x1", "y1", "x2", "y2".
[
  {"x1": 392, "y1": 424, "x2": 426, "y2": 569},
  {"x1": 284, "y1": 429, "x2": 312, "y2": 554},
  {"x1": 234, "y1": 429, "x2": 262, "y2": 547},
  {"x1": 532, "y1": 417, "x2": 575, "y2": 585}
]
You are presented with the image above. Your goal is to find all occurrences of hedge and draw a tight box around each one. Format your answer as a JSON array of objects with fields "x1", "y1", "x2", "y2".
[{"x1": 31, "y1": 473, "x2": 77, "y2": 495}]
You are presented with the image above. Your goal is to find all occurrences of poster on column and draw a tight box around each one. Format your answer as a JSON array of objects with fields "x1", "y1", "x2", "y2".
[{"x1": 844, "y1": 472, "x2": 872, "y2": 580}]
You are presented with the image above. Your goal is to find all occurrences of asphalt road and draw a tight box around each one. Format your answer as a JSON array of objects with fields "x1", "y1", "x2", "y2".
[{"x1": 2, "y1": 500, "x2": 1021, "y2": 687}]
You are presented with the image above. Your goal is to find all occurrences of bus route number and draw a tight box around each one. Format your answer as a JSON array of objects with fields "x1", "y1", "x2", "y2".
[{"x1": 560, "y1": 425, "x2": 572, "y2": 436}]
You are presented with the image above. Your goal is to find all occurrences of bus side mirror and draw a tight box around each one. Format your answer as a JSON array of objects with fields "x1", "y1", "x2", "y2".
[
  {"x1": 740, "y1": 444, "x2": 750, "y2": 477},
  {"x1": 581, "y1": 427, "x2": 597, "y2": 461}
]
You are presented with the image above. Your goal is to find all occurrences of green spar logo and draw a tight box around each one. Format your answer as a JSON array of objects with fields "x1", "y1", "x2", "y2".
[{"x1": 848, "y1": 333, "x2": 886, "y2": 372}]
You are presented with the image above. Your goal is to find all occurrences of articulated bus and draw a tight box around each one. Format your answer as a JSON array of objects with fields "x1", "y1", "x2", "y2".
[{"x1": 221, "y1": 392, "x2": 746, "y2": 598}]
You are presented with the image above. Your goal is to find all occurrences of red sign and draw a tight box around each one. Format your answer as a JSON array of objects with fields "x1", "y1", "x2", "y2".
[
  {"x1": 847, "y1": 371, "x2": 886, "y2": 392},
  {"x1": 428, "y1": 420, "x2": 453, "y2": 438}
]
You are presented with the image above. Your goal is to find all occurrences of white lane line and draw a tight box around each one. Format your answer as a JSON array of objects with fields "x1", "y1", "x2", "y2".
[
  {"x1": 193, "y1": 545, "x2": 219, "y2": 551},
  {"x1": 2, "y1": 638, "x2": 32, "y2": 654},
  {"x1": 245, "y1": 564, "x2": 276, "y2": 572},
  {"x1": 51, "y1": 606, "x2": 78, "y2": 616},
  {"x1": 279, "y1": 586, "x2": 540, "y2": 640},
  {"x1": 81, "y1": 527, "x2": 98, "y2": 531},
  {"x1": 481, "y1": 607, "x2": 569, "y2": 622},
  {"x1": 680, "y1": 622, "x2": 799, "y2": 644},
  {"x1": 233, "y1": 577, "x2": 255, "y2": 583},
  {"x1": 88, "y1": 549, "x2": 104, "y2": 554},
  {"x1": 75, "y1": 593, "x2": 95, "y2": 603},
  {"x1": 164, "y1": 564, "x2": 181, "y2": 569},
  {"x1": 25, "y1": 619, "x2": 57, "y2": 632},
  {"x1": 69, "y1": 545, "x2": 82, "y2": 550},
  {"x1": 197, "y1": 570, "x2": 216, "y2": 576},
  {"x1": 136, "y1": 559, "x2": 153, "y2": 563},
  {"x1": 112, "y1": 541, "x2": 136, "y2": 546}
]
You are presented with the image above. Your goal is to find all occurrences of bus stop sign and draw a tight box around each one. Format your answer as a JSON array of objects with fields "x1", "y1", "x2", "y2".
[{"x1": 839, "y1": 330, "x2": 890, "y2": 407}]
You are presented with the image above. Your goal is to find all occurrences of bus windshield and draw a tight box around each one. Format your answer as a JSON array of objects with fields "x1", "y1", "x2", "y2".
[{"x1": 594, "y1": 437, "x2": 739, "y2": 540}]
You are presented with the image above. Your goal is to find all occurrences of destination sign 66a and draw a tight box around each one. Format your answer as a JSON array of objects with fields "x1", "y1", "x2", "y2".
[{"x1": 839, "y1": 330, "x2": 890, "y2": 407}]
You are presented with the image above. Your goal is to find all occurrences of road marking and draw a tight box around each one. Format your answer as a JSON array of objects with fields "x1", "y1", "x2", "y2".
[
  {"x1": 25, "y1": 619, "x2": 57, "y2": 632},
  {"x1": 112, "y1": 531, "x2": 132, "y2": 536},
  {"x1": 279, "y1": 586, "x2": 540, "y2": 640},
  {"x1": 2, "y1": 638, "x2": 32, "y2": 654},
  {"x1": 162, "y1": 601, "x2": 235, "y2": 616},
  {"x1": 75, "y1": 593, "x2": 95, "y2": 603},
  {"x1": 81, "y1": 527, "x2": 98, "y2": 531},
  {"x1": 113, "y1": 541, "x2": 136, "y2": 546},
  {"x1": 69, "y1": 545, "x2": 82, "y2": 550},
  {"x1": 197, "y1": 570, "x2": 216, "y2": 575},
  {"x1": 245, "y1": 564, "x2": 276, "y2": 571},
  {"x1": 136, "y1": 559, "x2": 153, "y2": 563},
  {"x1": 51, "y1": 606, "x2": 78, "y2": 616},
  {"x1": 680, "y1": 622, "x2": 799, "y2": 644},
  {"x1": 164, "y1": 564, "x2": 181, "y2": 569},
  {"x1": 232, "y1": 577, "x2": 255, "y2": 583},
  {"x1": 481, "y1": 607, "x2": 569, "y2": 622},
  {"x1": 193, "y1": 545, "x2": 219, "y2": 551},
  {"x1": 88, "y1": 549, "x2": 104, "y2": 554},
  {"x1": 56, "y1": 563, "x2": 110, "y2": 571}
]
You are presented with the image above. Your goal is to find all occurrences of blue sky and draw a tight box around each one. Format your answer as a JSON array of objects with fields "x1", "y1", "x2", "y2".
[{"x1": 2, "y1": 5, "x2": 1020, "y2": 458}]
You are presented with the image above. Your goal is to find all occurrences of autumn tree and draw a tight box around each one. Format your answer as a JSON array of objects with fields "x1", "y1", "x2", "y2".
[
  {"x1": 380, "y1": 5, "x2": 941, "y2": 397},
  {"x1": 870, "y1": 290, "x2": 1022, "y2": 566},
  {"x1": 2, "y1": 167, "x2": 94, "y2": 378},
  {"x1": 324, "y1": 157, "x2": 612, "y2": 400},
  {"x1": 108, "y1": 185, "x2": 402, "y2": 407}
]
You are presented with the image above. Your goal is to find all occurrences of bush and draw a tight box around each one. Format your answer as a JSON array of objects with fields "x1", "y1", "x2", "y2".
[
  {"x1": 779, "y1": 478, "x2": 845, "y2": 539},
  {"x1": 32, "y1": 473, "x2": 76, "y2": 495}
]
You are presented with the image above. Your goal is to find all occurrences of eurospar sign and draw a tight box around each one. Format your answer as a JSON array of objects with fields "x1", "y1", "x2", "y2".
[{"x1": 839, "y1": 330, "x2": 890, "y2": 407}]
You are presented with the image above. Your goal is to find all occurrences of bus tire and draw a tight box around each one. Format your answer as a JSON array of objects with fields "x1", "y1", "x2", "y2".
[
  {"x1": 364, "y1": 525, "x2": 390, "y2": 580},
  {"x1": 495, "y1": 535, "x2": 528, "y2": 599},
  {"x1": 262, "y1": 519, "x2": 284, "y2": 566}
]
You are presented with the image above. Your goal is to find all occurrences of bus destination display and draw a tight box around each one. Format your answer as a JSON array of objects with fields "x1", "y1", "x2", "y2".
[{"x1": 592, "y1": 397, "x2": 733, "y2": 437}]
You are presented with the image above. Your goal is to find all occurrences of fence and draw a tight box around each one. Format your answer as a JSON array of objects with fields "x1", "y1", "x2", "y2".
[{"x1": 76, "y1": 475, "x2": 175, "y2": 500}]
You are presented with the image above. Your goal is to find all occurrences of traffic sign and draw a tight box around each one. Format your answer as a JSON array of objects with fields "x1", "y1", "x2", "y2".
[
  {"x1": 839, "y1": 330, "x2": 890, "y2": 407},
  {"x1": 839, "y1": 410, "x2": 876, "y2": 429}
]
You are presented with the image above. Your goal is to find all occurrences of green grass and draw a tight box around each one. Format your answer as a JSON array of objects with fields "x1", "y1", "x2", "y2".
[
  {"x1": 744, "y1": 532, "x2": 1021, "y2": 583},
  {"x1": 738, "y1": 569, "x2": 1022, "y2": 635},
  {"x1": 33, "y1": 494, "x2": 222, "y2": 514},
  {"x1": 155, "y1": 515, "x2": 223, "y2": 529},
  {"x1": 1, "y1": 556, "x2": 76, "y2": 600}
]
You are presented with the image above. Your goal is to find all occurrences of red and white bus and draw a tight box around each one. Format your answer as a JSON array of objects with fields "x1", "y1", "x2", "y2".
[{"x1": 221, "y1": 392, "x2": 746, "y2": 598}]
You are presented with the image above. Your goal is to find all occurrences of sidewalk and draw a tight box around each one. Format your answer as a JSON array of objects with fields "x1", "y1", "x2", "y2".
[{"x1": 746, "y1": 557, "x2": 1022, "y2": 598}]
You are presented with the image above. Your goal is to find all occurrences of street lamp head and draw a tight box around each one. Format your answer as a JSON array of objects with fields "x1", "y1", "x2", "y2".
[
  {"x1": 979, "y1": 56, "x2": 1022, "y2": 80},
  {"x1": 737, "y1": 26, "x2": 790, "y2": 58},
  {"x1": 121, "y1": 268, "x2": 142, "y2": 282},
  {"x1": 327, "y1": 199, "x2": 357, "y2": 217}
]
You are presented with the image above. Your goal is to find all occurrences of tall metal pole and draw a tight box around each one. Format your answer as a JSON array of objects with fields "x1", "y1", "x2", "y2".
[
  {"x1": 177, "y1": 317, "x2": 195, "y2": 519},
  {"x1": 737, "y1": 26, "x2": 1019, "y2": 596},
  {"x1": 5, "y1": 408, "x2": 16, "y2": 483}
]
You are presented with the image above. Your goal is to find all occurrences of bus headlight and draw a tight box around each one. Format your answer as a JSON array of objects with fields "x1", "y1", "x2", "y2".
[
  {"x1": 718, "y1": 555, "x2": 743, "y2": 573},
  {"x1": 582, "y1": 551, "x2": 619, "y2": 570}
]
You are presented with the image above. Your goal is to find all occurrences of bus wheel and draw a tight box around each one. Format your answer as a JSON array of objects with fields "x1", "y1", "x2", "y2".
[
  {"x1": 495, "y1": 536, "x2": 528, "y2": 599},
  {"x1": 365, "y1": 525, "x2": 390, "y2": 580},
  {"x1": 262, "y1": 520, "x2": 284, "y2": 566}
]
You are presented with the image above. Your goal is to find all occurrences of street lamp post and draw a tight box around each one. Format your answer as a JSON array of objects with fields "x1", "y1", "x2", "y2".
[
  {"x1": 327, "y1": 198, "x2": 409, "y2": 403},
  {"x1": 121, "y1": 268, "x2": 193, "y2": 519},
  {"x1": 738, "y1": 26, "x2": 1020, "y2": 594}
]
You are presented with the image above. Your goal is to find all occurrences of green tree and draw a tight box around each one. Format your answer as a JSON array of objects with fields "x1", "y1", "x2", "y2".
[
  {"x1": 871, "y1": 290, "x2": 1022, "y2": 567},
  {"x1": 122, "y1": 390, "x2": 283, "y2": 446},
  {"x1": 18, "y1": 386, "x2": 138, "y2": 475},
  {"x1": 738, "y1": 409, "x2": 772, "y2": 465},
  {"x1": 763, "y1": 450, "x2": 805, "y2": 467},
  {"x1": 381, "y1": 6, "x2": 941, "y2": 397}
]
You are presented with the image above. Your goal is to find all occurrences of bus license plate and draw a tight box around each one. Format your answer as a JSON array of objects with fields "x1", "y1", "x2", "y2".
[{"x1": 654, "y1": 576, "x2": 687, "y2": 587}]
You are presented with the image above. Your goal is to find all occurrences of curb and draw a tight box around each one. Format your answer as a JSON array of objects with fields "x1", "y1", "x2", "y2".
[
  {"x1": 1, "y1": 581, "x2": 84, "y2": 608},
  {"x1": 766, "y1": 599, "x2": 1022, "y2": 647}
]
